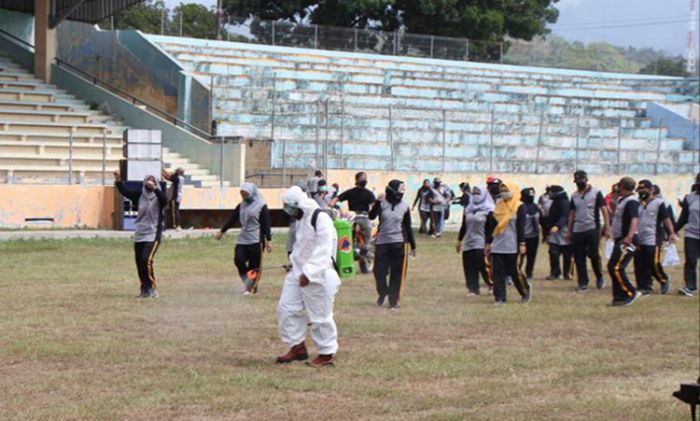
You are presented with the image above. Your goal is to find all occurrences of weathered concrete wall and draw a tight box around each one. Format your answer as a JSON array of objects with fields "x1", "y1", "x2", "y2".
[
  {"x1": 0, "y1": 10, "x2": 34, "y2": 45},
  {"x1": 0, "y1": 185, "x2": 114, "y2": 228}
]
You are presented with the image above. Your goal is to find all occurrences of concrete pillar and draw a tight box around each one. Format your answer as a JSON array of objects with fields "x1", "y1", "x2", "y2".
[{"x1": 34, "y1": 0, "x2": 56, "y2": 83}]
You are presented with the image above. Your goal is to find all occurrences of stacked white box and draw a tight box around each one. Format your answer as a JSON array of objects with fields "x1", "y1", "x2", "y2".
[{"x1": 122, "y1": 129, "x2": 163, "y2": 181}]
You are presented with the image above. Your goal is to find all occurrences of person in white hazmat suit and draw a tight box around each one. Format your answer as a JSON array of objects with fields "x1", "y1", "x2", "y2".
[{"x1": 276, "y1": 186, "x2": 341, "y2": 367}]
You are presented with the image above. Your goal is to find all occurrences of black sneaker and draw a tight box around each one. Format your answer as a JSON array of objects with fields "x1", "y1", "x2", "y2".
[
  {"x1": 377, "y1": 294, "x2": 386, "y2": 306},
  {"x1": 563, "y1": 274, "x2": 573, "y2": 281},
  {"x1": 575, "y1": 286, "x2": 588, "y2": 293},
  {"x1": 136, "y1": 290, "x2": 149, "y2": 298},
  {"x1": 545, "y1": 275, "x2": 560, "y2": 281},
  {"x1": 639, "y1": 289, "x2": 652, "y2": 296},
  {"x1": 660, "y1": 279, "x2": 670, "y2": 295},
  {"x1": 612, "y1": 291, "x2": 641, "y2": 306},
  {"x1": 596, "y1": 277, "x2": 605, "y2": 289}
]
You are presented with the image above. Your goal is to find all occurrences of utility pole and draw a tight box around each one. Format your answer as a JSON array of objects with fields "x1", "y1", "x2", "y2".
[{"x1": 216, "y1": 0, "x2": 223, "y2": 40}]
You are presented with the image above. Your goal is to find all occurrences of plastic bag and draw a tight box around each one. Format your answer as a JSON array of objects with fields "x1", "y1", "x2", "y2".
[
  {"x1": 662, "y1": 244, "x2": 681, "y2": 267},
  {"x1": 604, "y1": 239, "x2": 615, "y2": 260}
]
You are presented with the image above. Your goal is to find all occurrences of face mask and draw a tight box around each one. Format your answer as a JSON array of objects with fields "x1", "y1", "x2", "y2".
[
  {"x1": 244, "y1": 196, "x2": 254, "y2": 204},
  {"x1": 488, "y1": 185, "x2": 500, "y2": 197},
  {"x1": 501, "y1": 191, "x2": 513, "y2": 200},
  {"x1": 433, "y1": 183, "x2": 441, "y2": 189},
  {"x1": 283, "y1": 204, "x2": 303, "y2": 220},
  {"x1": 638, "y1": 191, "x2": 649, "y2": 200},
  {"x1": 357, "y1": 180, "x2": 368, "y2": 188},
  {"x1": 575, "y1": 181, "x2": 587, "y2": 189}
]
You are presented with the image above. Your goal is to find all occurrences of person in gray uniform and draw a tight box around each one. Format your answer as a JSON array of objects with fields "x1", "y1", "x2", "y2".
[
  {"x1": 163, "y1": 167, "x2": 185, "y2": 230},
  {"x1": 428, "y1": 177, "x2": 448, "y2": 237},
  {"x1": 369, "y1": 180, "x2": 416, "y2": 310},
  {"x1": 545, "y1": 185, "x2": 574, "y2": 280},
  {"x1": 633, "y1": 179, "x2": 677, "y2": 295},
  {"x1": 607, "y1": 177, "x2": 641, "y2": 306},
  {"x1": 114, "y1": 171, "x2": 168, "y2": 298},
  {"x1": 457, "y1": 184, "x2": 495, "y2": 295},
  {"x1": 485, "y1": 180, "x2": 531, "y2": 305},
  {"x1": 412, "y1": 179, "x2": 432, "y2": 234},
  {"x1": 216, "y1": 183, "x2": 272, "y2": 294},
  {"x1": 519, "y1": 188, "x2": 541, "y2": 282},
  {"x1": 307, "y1": 170, "x2": 323, "y2": 199},
  {"x1": 675, "y1": 173, "x2": 700, "y2": 296},
  {"x1": 567, "y1": 170, "x2": 611, "y2": 292}
]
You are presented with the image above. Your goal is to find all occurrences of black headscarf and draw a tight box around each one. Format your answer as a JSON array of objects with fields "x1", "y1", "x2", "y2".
[{"x1": 386, "y1": 179, "x2": 405, "y2": 208}]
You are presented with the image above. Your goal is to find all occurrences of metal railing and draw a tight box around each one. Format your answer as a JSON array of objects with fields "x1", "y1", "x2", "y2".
[{"x1": 0, "y1": 28, "x2": 34, "y2": 50}]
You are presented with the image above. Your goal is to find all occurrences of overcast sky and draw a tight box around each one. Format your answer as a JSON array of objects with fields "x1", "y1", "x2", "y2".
[{"x1": 165, "y1": 0, "x2": 699, "y2": 55}]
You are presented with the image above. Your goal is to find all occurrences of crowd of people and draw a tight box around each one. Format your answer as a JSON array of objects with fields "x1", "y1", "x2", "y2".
[{"x1": 114, "y1": 168, "x2": 700, "y2": 366}]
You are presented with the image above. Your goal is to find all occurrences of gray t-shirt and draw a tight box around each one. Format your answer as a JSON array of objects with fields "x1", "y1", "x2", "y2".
[
  {"x1": 375, "y1": 200, "x2": 410, "y2": 245},
  {"x1": 524, "y1": 211, "x2": 540, "y2": 239},
  {"x1": 638, "y1": 198, "x2": 665, "y2": 246},
  {"x1": 681, "y1": 193, "x2": 700, "y2": 239},
  {"x1": 570, "y1": 187, "x2": 604, "y2": 233},
  {"x1": 612, "y1": 194, "x2": 640, "y2": 239},
  {"x1": 461, "y1": 210, "x2": 488, "y2": 252},
  {"x1": 238, "y1": 199, "x2": 266, "y2": 245},
  {"x1": 492, "y1": 217, "x2": 518, "y2": 254}
]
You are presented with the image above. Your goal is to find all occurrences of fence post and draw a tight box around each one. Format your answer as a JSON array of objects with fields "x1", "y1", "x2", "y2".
[
  {"x1": 441, "y1": 109, "x2": 446, "y2": 172},
  {"x1": 574, "y1": 115, "x2": 580, "y2": 172},
  {"x1": 324, "y1": 99, "x2": 329, "y2": 174},
  {"x1": 388, "y1": 105, "x2": 394, "y2": 170},
  {"x1": 68, "y1": 131, "x2": 73, "y2": 185},
  {"x1": 219, "y1": 136, "x2": 224, "y2": 188},
  {"x1": 430, "y1": 35, "x2": 434, "y2": 58},
  {"x1": 315, "y1": 100, "x2": 320, "y2": 170},
  {"x1": 535, "y1": 111, "x2": 544, "y2": 174},
  {"x1": 282, "y1": 136, "x2": 287, "y2": 187},
  {"x1": 101, "y1": 132, "x2": 107, "y2": 186},
  {"x1": 227, "y1": 16, "x2": 230, "y2": 41},
  {"x1": 489, "y1": 108, "x2": 494, "y2": 172},
  {"x1": 339, "y1": 97, "x2": 344, "y2": 167},
  {"x1": 616, "y1": 119, "x2": 622, "y2": 174},
  {"x1": 465, "y1": 39, "x2": 469, "y2": 61},
  {"x1": 270, "y1": 74, "x2": 276, "y2": 143},
  {"x1": 499, "y1": 42, "x2": 504, "y2": 63},
  {"x1": 314, "y1": 24, "x2": 318, "y2": 49},
  {"x1": 271, "y1": 21, "x2": 276, "y2": 45},
  {"x1": 161, "y1": 9, "x2": 165, "y2": 35},
  {"x1": 354, "y1": 28, "x2": 358, "y2": 51},
  {"x1": 393, "y1": 31, "x2": 397, "y2": 55},
  {"x1": 179, "y1": 12, "x2": 183, "y2": 37},
  {"x1": 655, "y1": 122, "x2": 663, "y2": 175}
]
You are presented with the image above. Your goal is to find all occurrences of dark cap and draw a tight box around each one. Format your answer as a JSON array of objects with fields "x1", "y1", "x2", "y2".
[
  {"x1": 433, "y1": 177, "x2": 442, "y2": 184},
  {"x1": 636, "y1": 179, "x2": 652, "y2": 191},
  {"x1": 573, "y1": 170, "x2": 588, "y2": 181},
  {"x1": 618, "y1": 177, "x2": 636, "y2": 191}
]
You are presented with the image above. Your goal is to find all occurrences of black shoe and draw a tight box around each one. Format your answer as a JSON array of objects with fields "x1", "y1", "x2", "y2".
[
  {"x1": 639, "y1": 288, "x2": 652, "y2": 296},
  {"x1": 546, "y1": 275, "x2": 560, "y2": 281},
  {"x1": 522, "y1": 284, "x2": 532, "y2": 304},
  {"x1": 575, "y1": 286, "x2": 588, "y2": 293},
  {"x1": 563, "y1": 274, "x2": 573, "y2": 281},
  {"x1": 660, "y1": 279, "x2": 670, "y2": 295},
  {"x1": 136, "y1": 290, "x2": 149, "y2": 298},
  {"x1": 611, "y1": 291, "x2": 641, "y2": 306},
  {"x1": 596, "y1": 277, "x2": 605, "y2": 289},
  {"x1": 377, "y1": 294, "x2": 386, "y2": 306}
]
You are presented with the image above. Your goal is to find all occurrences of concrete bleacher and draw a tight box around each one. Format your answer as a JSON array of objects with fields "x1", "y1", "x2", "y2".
[
  {"x1": 0, "y1": 52, "x2": 230, "y2": 186},
  {"x1": 147, "y1": 35, "x2": 698, "y2": 174}
]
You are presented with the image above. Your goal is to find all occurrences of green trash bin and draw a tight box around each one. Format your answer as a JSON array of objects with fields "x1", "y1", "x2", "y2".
[{"x1": 334, "y1": 219, "x2": 355, "y2": 279}]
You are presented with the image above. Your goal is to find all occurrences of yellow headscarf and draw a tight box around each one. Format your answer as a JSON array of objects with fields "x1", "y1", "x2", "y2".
[{"x1": 493, "y1": 179, "x2": 521, "y2": 236}]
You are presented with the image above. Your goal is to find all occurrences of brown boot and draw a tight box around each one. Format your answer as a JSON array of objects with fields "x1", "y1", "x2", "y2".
[
  {"x1": 307, "y1": 354, "x2": 336, "y2": 368},
  {"x1": 276, "y1": 342, "x2": 308, "y2": 364}
]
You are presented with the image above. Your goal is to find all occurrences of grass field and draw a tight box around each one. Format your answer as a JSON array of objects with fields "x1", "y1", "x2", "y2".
[{"x1": 1, "y1": 232, "x2": 698, "y2": 420}]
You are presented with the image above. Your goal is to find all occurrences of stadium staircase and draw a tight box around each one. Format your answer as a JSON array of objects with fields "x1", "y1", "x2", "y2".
[
  {"x1": 147, "y1": 35, "x2": 698, "y2": 175},
  {"x1": 0, "y1": 52, "x2": 229, "y2": 187}
]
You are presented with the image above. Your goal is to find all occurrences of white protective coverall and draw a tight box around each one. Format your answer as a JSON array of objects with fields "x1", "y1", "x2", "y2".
[{"x1": 278, "y1": 187, "x2": 341, "y2": 355}]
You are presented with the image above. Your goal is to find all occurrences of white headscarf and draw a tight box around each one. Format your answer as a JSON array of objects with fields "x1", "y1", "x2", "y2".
[{"x1": 466, "y1": 184, "x2": 495, "y2": 214}]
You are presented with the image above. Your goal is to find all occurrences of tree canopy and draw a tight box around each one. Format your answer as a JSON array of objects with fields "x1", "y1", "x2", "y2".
[{"x1": 223, "y1": 0, "x2": 560, "y2": 43}]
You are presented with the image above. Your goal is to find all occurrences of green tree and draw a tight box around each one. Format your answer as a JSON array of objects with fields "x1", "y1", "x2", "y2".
[
  {"x1": 170, "y1": 4, "x2": 219, "y2": 39},
  {"x1": 639, "y1": 58, "x2": 688, "y2": 77},
  {"x1": 223, "y1": 0, "x2": 559, "y2": 48},
  {"x1": 102, "y1": 0, "x2": 167, "y2": 34}
]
